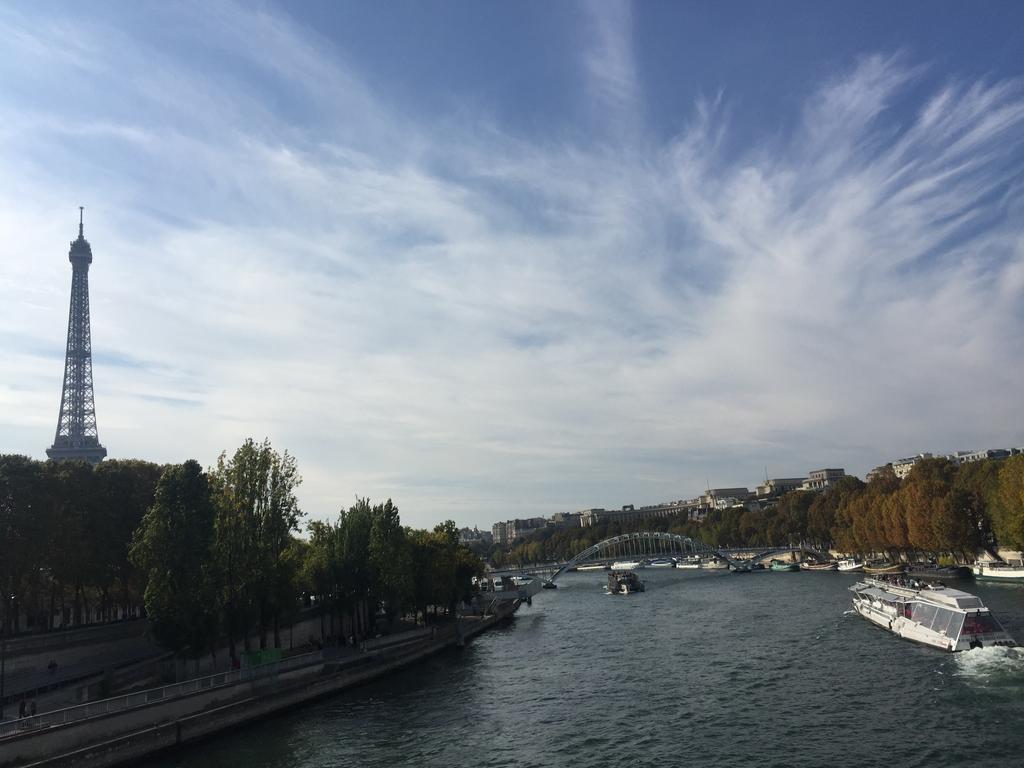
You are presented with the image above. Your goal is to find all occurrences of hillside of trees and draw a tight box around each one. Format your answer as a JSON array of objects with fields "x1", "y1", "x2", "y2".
[
  {"x1": 0, "y1": 440, "x2": 483, "y2": 662},
  {"x1": 494, "y1": 456, "x2": 1024, "y2": 565}
]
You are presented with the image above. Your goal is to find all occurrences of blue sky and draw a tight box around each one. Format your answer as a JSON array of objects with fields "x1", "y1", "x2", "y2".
[{"x1": 2, "y1": 2, "x2": 1023, "y2": 529}]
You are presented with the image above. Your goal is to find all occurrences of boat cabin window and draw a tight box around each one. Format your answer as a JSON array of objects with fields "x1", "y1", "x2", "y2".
[
  {"x1": 952, "y1": 597, "x2": 983, "y2": 609},
  {"x1": 911, "y1": 604, "x2": 962, "y2": 636},
  {"x1": 929, "y1": 608, "x2": 955, "y2": 636},
  {"x1": 963, "y1": 613, "x2": 1002, "y2": 636},
  {"x1": 944, "y1": 612, "x2": 965, "y2": 639},
  {"x1": 911, "y1": 603, "x2": 937, "y2": 626}
]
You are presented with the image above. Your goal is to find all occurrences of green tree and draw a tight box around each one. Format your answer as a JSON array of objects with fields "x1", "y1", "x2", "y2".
[
  {"x1": 807, "y1": 475, "x2": 864, "y2": 548},
  {"x1": 992, "y1": 456, "x2": 1024, "y2": 549},
  {"x1": 0, "y1": 456, "x2": 49, "y2": 634},
  {"x1": 93, "y1": 460, "x2": 164, "y2": 621},
  {"x1": 212, "y1": 438, "x2": 303, "y2": 657},
  {"x1": 46, "y1": 461, "x2": 102, "y2": 626},
  {"x1": 369, "y1": 499, "x2": 412, "y2": 625},
  {"x1": 130, "y1": 460, "x2": 220, "y2": 659}
]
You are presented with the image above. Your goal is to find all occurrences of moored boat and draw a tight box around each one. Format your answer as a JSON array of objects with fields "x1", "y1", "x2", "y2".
[
  {"x1": 610, "y1": 560, "x2": 644, "y2": 570},
  {"x1": 800, "y1": 561, "x2": 838, "y2": 571},
  {"x1": 904, "y1": 563, "x2": 972, "y2": 580},
  {"x1": 849, "y1": 576, "x2": 1016, "y2": 652},
  {"x1": 648, "y1": 558, "x2": 676, "y2": 568},
  {"x1": 769, "y1": 559, "x2": 799, "y2": 572},
  {"x1": 576, "y1": 563, "x2": 609, "y2": 572},
  {"x1": 731, "y1": 562, "x2": 765, "y2": 573},
  {"x1": 606, "y1": 571, "x2": 645, "y2": 594},
  {"x1": 973, "y1": 561, "x2": 1024, "y2": 582},
  {"x1": 863, "y1": 561, "x2": 904, "y2": 575},
  {"x1": 701, "y1": 558, "x2": 729, "y2": 570},
  {"x1": 837, "y1": 558, "x2": 864, "y2": 572}
]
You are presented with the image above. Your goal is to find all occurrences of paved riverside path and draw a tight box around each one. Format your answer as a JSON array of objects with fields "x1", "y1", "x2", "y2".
[
  {"x1": 0, "y1": 606, "x2": 518, "y2": 768},
  {"x1": 2, "y1": 611, "x2": 326, "y2": 717},
  {"x1": 2, "y1": 639, "x2": 162, "y2": 701}
]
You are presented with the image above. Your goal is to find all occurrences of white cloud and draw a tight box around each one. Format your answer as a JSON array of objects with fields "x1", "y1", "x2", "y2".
[{"x1": 1, "y1": 5, "x2": 1022, "y2": 529}]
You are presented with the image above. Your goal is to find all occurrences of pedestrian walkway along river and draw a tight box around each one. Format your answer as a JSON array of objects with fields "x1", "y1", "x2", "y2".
[{"x1": 153, "y1": 569, "x2": 1024, "y2": 768}]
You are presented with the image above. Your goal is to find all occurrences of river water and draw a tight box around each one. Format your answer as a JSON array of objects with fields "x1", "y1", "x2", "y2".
[{"x1": 155, "y1": 569, "x2": 1024, "y2": 768}]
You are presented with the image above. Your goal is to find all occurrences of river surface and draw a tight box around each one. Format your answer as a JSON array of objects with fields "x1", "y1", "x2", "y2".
[{"x1": 155, "y1": 569, "x2": 1024, "y2": 768}]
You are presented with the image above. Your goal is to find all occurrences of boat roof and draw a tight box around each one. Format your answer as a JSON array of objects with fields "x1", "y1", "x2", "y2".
[
  {"x1": 854, "y1": 580, "x2": 985, "y2": 610},
  {"x1": 920, "y1": 588, "x2": 984, "y2": 609}
]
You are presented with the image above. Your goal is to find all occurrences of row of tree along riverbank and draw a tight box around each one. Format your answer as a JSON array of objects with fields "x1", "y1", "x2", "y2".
[
  {"x1": 0, "y1": 441, "x2": 484, "y2": 666},
  {"x1": 490, "y1": 456, "x2": 1024, "y2": 565}
]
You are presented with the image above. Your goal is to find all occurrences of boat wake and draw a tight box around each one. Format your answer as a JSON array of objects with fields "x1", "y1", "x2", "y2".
[{"x1": 954, "y1": 645, "x2": 1024, "y2": 685}]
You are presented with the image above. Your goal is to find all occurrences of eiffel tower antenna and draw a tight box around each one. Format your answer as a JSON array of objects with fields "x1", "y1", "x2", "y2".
[{"x1": 47, "y1": 207, "x2": 107, "y2": 463}]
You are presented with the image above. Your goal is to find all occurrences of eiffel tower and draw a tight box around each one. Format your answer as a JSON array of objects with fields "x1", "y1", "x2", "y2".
[{"x1": 47, "y1": 208, "x2": 107, "y2": 463}]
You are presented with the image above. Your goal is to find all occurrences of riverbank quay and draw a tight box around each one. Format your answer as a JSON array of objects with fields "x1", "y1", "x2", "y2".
[{"x1": 0, "y1": 602, "x2": 519, "y2": 768}]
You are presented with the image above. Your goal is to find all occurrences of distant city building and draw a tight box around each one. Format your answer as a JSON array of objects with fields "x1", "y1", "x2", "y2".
[
  {"x1": 578, "y1": 508, "x2": 610, "y2": 527},
  {"x1": 801, "y1": 469, "x2": 846, "y2": 491},
  {"x1": 491, "y1": 521, "x2": 509, "y2": 546},
  {"x1": 865, "y1": 463, "x2": 893, "y2": 482},
  {"x1": 549, "y1": 511, "x2": 583, "y2": 528},
  {"x1": 633, "y1": 498, "x2": 706, "y2": 520},
  {"x1": 891, "y1": 454, "x2": 933, "y2": 480},
  {"x1": 458, "y1": 526, "x2": 493, "y2": 545},
  {"x1": 756, "y1": 478, "x2": 806, "y2": 498},
  {"x1": 577, "y1": 500, "x2": 704, "y2": 528},
  {"x1": 700, "y1": 488, "x2": 751, "y2": 507},
  {"x1": 505, "y1": 517, "x2": 548, "y2": 541},
  {"x1": 948, "y1": 448, "x2": 1013, "y2": 465}
]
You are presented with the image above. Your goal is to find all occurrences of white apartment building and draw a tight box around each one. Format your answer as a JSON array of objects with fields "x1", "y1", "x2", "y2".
[
  {"x1": 801, "y1": 468, "x2": 846, "y2": 491},
  {"x1": 891, "y1": 454, "x2": 932, "y2": 480}
]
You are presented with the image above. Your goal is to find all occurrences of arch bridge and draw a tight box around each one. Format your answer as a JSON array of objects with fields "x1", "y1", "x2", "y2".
[{"x1": 549, "y1": 531, "x2": 740, "y2": 581}]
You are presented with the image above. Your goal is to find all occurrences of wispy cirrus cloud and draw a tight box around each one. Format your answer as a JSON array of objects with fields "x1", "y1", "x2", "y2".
[{"x1": 0, "y1": 4, "x2": 1022, "y2": 526}]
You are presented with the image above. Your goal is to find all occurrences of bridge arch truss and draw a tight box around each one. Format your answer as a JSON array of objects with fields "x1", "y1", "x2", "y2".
[{"x1": 551, "y1": 531, "x2": 739, "y2": 581}]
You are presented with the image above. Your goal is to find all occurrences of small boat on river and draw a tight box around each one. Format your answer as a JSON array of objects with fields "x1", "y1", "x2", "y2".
[
  {"x1": 800, "y1": 561, "x2": 838, "y2": 571},
  {"x1": 576, "y1": 563, "x2": 609, "y2": 572},
  {"x1": 973, "y1": 561, "x2": 1024, "y2": 582},
  {"x1": 607, "y1": 571, "x2": 645, "y2": 594},
  {"x1": 769, "y1": 559, "x2": 799, "y2": 572},
  {"x1": 837, "y1": 559, "x2": 864, "y2": 572},
  {"x1": 702, "y1": 558, "x2": 729, "y2": 570},
  {"x1": 850, "y1": 576, "x2": 1016, "y2": 651},
  {"x1": 731, "y1": 562, "x2": 765, "y2": 573},
  {"x1": 863, "y1": 561, "x2": 904, "y2": 575},
  {"x1": 904, "y1": 563, "x2": 972, "y2": 580},
  {"x1": 649, "y1": 558, "x2": 676, "y2": 568}
]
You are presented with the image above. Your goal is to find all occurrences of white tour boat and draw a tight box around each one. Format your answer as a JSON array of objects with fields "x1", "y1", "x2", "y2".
[
  {"x1": 837, "y1": 558, "x2": 864, "y2": 572},
  {"x1": 973, "y1": 561, "x2": 1024, "y2": 582},
  {"x1": 849, "y1": 576, "x2": 1016, "y2": 652}
]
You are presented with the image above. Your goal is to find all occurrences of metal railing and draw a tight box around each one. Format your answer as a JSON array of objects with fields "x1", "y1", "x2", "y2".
[{"x1": 0, "y1": 650, "x2": 324, "y2": 739}]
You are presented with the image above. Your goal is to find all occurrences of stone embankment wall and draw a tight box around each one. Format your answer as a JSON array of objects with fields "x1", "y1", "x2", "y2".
[{"x1": 0, "y1": 610, "x2": 512, "y2": 768}]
